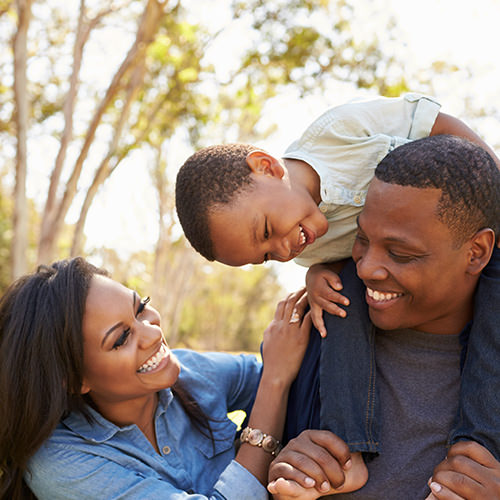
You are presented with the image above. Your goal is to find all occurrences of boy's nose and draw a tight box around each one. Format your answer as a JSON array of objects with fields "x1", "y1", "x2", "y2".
[{"x1": 271, "y1": 238, "x2": 291, "y2": 261}]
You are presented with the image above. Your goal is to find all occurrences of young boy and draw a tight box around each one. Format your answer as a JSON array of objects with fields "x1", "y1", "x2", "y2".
[{"x1": 175, "y1": 93, "x2": 500, "y2": 462}]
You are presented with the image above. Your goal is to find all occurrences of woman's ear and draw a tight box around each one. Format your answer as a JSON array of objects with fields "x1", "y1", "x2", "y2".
[
  {"x1": 246, "y1": 150, "x2": 285, "y2": 178},
  {"x1": 80, "y1": 380, "x2": 91, "y2": 395},
  {"x1": 467, "y1": 228, "x2": 495, "y2": 275}
]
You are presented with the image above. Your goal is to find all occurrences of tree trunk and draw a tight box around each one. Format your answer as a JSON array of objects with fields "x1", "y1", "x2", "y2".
[
  {"x1": 11, "y1": 0, "x2": 32, "y2": 278},
  {"x1": 38, "y1": 0, "x2": 166, "y2": 264}
]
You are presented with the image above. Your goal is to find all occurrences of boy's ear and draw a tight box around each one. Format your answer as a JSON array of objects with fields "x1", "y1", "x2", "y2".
[
  {"x1": 246, "y1": 150, "x2": 284, "y2": 178},
  {"x1": 466, "y1": 228, "x2": 495, "y2": 275}
]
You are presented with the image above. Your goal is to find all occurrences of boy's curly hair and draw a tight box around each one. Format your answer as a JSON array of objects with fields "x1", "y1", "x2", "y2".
[{"x1": 175, "y1": 143, "x2": 257, "y2": 260}]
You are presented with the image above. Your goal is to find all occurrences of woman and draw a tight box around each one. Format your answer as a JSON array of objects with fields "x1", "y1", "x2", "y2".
[{"x1": 0, "y1": 257, "x2": 311, "y2": 499}]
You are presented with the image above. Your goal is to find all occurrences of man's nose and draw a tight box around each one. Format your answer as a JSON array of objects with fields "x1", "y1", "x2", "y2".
[{"x1": 356, "y1": 249, "x2": 389, "y2": 282}]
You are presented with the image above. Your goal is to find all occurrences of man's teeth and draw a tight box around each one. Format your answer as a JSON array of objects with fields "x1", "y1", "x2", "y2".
[
  {"x1": 137, "y1": 344, "x2": 168, "y2": 373},
  {"x1": 367, "y1": 287, "x2": 402, "y2": 302},
  {"x1": 299, "y1": 226, "x2": 306, "y2": 245}
]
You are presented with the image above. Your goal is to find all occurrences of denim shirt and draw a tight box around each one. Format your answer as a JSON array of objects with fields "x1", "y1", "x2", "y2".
[
  {"x1": 283, "y1": 92, "x2": 441, "y2": 266},
  {"x1": 26, "y1": 350, "x2": 266, "y2": 500}
]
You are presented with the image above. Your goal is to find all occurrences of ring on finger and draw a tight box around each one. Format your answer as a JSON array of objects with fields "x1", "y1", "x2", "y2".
[{"x1": 289, "y1": 310, "x2": 300, "y2": 323}]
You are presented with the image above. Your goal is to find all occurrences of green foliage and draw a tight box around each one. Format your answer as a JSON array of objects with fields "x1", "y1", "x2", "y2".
[{"x1": 177, "y1": 262, "x2": 284, "y2": 351}]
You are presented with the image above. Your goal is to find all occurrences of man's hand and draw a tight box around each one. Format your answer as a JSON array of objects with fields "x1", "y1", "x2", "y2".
[
  {"x1": 305, "y1": 263, "x2": 350, "y2": 337},
  {"x1": 268, "y1": 430, "x2": 368, "y2": 497},
  {"x1": 425, "y1": 441, "x2": 500, "y2": 499}
]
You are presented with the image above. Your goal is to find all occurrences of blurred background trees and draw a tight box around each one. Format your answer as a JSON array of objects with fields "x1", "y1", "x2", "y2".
[{"x1": 1, "y1": 0, "x2": 498, "y2": 350}]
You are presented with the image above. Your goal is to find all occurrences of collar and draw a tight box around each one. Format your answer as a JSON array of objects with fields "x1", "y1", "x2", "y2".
[{"x1": 62, "y1": 389, "x2": 174, "y2": 443}]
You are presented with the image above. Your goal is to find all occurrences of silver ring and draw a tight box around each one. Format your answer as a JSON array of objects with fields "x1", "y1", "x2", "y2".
[{"x1": 289, "y1": 311, "x2": 300, "y2": 324}]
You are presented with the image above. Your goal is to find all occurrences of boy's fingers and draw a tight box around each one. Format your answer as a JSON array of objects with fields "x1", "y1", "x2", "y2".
[{"x1": 310, "y1": 304, "x2": 327, "y2": 337}]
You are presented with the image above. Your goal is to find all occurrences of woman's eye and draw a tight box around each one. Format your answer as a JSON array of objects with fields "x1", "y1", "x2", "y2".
[
  {"x1": 136, "y1": 296, "x2": 150, "y2": 316},
  {"x1": 113, "y1": 329, "x2": 131, "y2": 349}
]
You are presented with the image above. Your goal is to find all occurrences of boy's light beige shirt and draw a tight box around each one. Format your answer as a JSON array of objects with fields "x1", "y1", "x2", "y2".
[{"x1": 283, "y1": 93, "x2": 441, "y2": 267}]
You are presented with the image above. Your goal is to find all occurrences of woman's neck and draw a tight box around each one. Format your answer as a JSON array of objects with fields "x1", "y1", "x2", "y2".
[{"x1": 91, "y1": 392, "x2": 160, "y2": 452}]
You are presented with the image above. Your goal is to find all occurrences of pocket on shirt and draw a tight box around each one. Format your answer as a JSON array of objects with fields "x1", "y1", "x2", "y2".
[{"x1": 195, "y1": 415, "x2": 237, "y2": 458}]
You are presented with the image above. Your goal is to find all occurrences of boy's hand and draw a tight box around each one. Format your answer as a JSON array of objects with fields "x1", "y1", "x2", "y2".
[
  {"x1": 425, "y1": 441, "x2": 500, "y2": 500},
  {"x1": 267, "y1": 477, "x2": 319, "y2": 500},
  {"x1": 306, "y1": 263, "x2": 350, "y2": 337}
]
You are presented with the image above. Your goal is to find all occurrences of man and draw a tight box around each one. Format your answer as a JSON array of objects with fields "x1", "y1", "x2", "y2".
[{"x1": 267, "y1": 135, "x2": 500, "y2": 499}]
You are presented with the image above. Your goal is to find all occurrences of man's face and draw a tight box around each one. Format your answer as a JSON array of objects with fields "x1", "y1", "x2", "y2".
[
  {"x1": 352, "y1": 178, "x2": 475, "y2": 335},
  {"x1": 209, "y1": 173, "x2": 328, "y2": 266}
]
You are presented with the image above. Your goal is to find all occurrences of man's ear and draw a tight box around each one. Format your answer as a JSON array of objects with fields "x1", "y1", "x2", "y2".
[
  {"x1": 466, "y1": 228, "x2": 495, "y2": 275},
  {"x1": 246, "y1": 150, "x2": 284, "y2": 178}
]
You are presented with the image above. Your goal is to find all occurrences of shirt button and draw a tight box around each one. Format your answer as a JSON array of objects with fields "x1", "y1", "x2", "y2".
[
  {"x1": 320, "y1": 205, "x2": 327, "y2": 213},
  {"x1": 162, "y1": 445, "x2": 171, "y2": 455},
  {"x1": 353, "y1": 195, "x2": 362, "y2": 204}
]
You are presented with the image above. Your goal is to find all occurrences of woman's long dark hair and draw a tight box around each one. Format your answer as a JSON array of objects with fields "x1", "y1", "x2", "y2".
[{"x1": 0, "y1": 257, "x2": 212, "y2": 499}]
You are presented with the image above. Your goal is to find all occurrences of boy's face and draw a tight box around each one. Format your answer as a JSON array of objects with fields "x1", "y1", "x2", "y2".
[
  {"x1": 352, "y1": 178, "x2": 475, "y2": 335},
  {"x1": 209, "y1": 172, "x2": 328, "y2": 266}
]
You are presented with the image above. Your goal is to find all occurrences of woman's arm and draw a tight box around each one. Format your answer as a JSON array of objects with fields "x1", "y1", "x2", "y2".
[
  {"x1": 27, "y1": 445, "x2": 264, "y2": 500},
  {"x1": 235, "y1": 288, "x2": 312, "y2": 486}
]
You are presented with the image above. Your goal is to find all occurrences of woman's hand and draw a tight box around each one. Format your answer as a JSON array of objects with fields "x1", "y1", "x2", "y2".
[{"x1": 261, "y1": 288, "x2": 312, "y2": 386}]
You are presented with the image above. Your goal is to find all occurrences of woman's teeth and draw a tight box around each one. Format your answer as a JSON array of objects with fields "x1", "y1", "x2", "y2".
[
  {"x1": 367, "y1": 287, "x2": 402, "y2": 302},
  {"x1": 137, "y1": 344, "x2": 168, "y2": 373}
]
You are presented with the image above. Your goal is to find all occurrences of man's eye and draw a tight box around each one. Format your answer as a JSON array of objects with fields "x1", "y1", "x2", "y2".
[
  {"x1": 355, "y1": 233, "x2": 368, "y2": 244},
  {"x1": 389, "y1": 252, "x2": 415, "y2": 263},
  {"x1": 113, "y1": 329, "x2": 131, "y2": 349}
]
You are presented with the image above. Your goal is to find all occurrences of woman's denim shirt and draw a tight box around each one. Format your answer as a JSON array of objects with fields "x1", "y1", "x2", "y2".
[{"x1": 26, "y1": 350, "x2": 266, "y2": 500}]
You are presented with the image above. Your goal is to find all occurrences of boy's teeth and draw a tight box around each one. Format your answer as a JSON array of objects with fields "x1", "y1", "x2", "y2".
[
  {"x1": 299, "y1": 227, "x2": 306, "y2": 245},
  {"x1": 367, "y1": 287, "x2": 402, "y2": 302},
  {"x1": 137, "y1": 344, "x2": 167, "y2": 373}
]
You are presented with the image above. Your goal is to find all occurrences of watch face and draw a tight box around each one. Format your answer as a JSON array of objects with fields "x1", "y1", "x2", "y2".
[
  {"x1": 248, "y1": 428, "x2": 264, "y2": 445},
  {"x1": 262, "y1": 434, "x2": 279, "y2": 452}
]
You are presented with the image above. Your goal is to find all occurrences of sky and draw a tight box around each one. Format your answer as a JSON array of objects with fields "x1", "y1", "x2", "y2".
[{"x1": 26, "y1": 0, "x2": 500, "y2": 292}]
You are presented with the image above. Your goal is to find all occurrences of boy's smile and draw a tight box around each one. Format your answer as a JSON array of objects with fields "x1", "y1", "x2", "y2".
[{"x1": 209, "y1": 172, "x2": 328, "y2": 266}]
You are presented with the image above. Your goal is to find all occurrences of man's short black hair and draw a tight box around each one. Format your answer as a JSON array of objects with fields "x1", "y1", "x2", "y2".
[
  {"x1": 175, "y1": 143, "x2": 257, "y2": 260},
  {"x1": 375, "y1": 135, "x2": 500, "y2": 245}
]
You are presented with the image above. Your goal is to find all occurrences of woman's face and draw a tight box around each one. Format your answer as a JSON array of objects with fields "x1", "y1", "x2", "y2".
[{"x1": 80, "y1": 275, "x2": 180, "y2": 406}]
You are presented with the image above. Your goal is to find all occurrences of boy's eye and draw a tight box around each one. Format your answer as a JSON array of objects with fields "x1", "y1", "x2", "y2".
[
  {"x1": 113, "y1": 328, "x2": 131, "y2": 349},
  {"x1": 264, "y1": 219, "x2": 269, "y2": 239}
]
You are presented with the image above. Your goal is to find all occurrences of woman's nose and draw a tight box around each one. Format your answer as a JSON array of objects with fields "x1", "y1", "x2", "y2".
[{"x1": 137, "y1": 309, "x2": 162, "y2": 348}]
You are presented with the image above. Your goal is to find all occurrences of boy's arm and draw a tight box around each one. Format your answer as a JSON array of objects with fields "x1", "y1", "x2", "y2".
[{"x1": 431, "y1": 112, "x2": 500, "y2": 169}]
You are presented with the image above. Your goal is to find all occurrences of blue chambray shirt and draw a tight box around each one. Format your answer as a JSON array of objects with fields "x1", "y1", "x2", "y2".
[{"x1": 26, "y1": 350, "x2": 267, "y2": 500}]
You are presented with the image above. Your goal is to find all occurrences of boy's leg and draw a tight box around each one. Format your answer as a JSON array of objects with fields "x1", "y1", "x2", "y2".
[
  {"x1": 320, "y1": 259, "x2": 380, "y2": 455},
  {"x1": 451, "y1": 246, "x2": 500, "y2": 460}
]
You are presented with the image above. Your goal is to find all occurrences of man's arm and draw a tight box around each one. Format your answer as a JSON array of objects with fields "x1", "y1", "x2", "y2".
[{"x1": 431, "y1": 112, "x2": 500, "y2": 169}]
